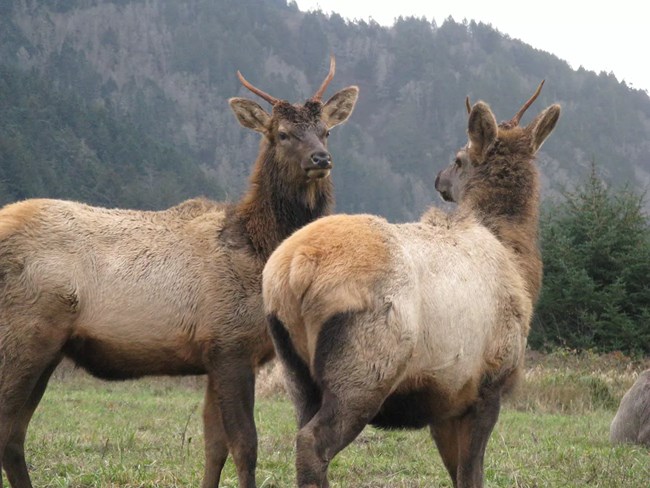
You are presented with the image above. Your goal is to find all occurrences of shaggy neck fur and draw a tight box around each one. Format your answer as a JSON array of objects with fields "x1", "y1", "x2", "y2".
[
  {"x1": 230, "y1": 142, "x2": 333, "y2": 260},
  {"x1": 462, "y1": 133, "x2": 542, "y2": 302}
]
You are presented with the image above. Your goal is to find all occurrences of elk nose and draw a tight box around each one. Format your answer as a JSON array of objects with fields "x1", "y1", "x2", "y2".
[
  {"x1": 311, "y1": 151, "x2": 332, "y2": 169},
  {"x1": 434, "y1": 173, "x2": 440, "y2": 190}
]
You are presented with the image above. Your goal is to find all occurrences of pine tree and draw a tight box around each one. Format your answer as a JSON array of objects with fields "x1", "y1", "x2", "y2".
[{"x1": 533, "y1": 166, "x2": 650, "y2": 354}]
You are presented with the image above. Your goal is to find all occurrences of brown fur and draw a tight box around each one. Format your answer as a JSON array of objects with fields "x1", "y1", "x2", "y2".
[
  {"x1": 0, "y1": 69, "x2": 358, "y2": 488},
  {"x1": 263, "y1": 91, "x2": 560, "y2": 487}
]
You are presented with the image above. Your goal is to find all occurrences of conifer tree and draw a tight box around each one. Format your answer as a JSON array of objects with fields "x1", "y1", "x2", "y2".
[{"x1": 533, "y1": 166, "x2": 650, "y2": 354}]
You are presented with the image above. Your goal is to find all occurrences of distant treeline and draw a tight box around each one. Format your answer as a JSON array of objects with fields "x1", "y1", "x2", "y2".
[{"x1": 2, "y1": 0, "x2": 650, "y2": 220}]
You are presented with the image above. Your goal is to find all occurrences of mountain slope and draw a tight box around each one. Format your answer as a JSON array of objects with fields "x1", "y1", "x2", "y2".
[
  {"x1": 1, "y1": 0, "x2": 648, "y2": 219},
  {"x1": 0, "y1": 64, "x2": 223, "y2": 208}
]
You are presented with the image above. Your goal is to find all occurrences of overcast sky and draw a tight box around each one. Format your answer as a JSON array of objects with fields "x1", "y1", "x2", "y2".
[{"x1": 294, "y1": 0, "x2": 649, "y2": 94}]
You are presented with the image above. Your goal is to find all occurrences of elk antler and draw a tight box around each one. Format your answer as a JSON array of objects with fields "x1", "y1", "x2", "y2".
[
  {"x1": 506, "y1": 80, "x2": 545, "y2": 127},
  {"x1": 312, "y1": 55, "x2": 336, "y2": 101},
  {"x1": 465, "y1": 96, "x2": 471, "y2": 114},
  {"x1": 237, "y1": 71, "x2": 279, "y2": 106}
]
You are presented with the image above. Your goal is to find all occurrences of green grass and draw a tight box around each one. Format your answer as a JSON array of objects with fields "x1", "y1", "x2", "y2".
[{"x1": 4, "y1": 353, "x2": 649, "y2": 487}]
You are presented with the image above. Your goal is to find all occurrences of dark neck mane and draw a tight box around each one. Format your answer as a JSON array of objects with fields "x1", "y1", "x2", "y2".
[
  {"x1": 462, "y1": 139, "x2": 542, "y2": 302},
  {"x1": 227, "y1": 143, "x2": 333, "y2": 261}
]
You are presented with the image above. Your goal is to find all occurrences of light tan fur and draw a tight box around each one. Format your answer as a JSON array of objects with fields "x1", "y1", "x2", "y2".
[
  {"x1": 265, "y1": 214, "x2": 392, "y2": 362},
  {"x1": 263, "y1": 88, "x2": 560, "y2": 487},
  {"x1": 265, "y1": 210, "x2": 530, "y2": 405},
  {"x1": 0, "y1": 198, "x2": 252, "y2": 373}
]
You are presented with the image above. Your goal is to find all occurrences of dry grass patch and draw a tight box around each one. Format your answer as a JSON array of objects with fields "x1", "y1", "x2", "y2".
[{"x1": 507, "y1": 349, "x2": 649, "y2": 414}]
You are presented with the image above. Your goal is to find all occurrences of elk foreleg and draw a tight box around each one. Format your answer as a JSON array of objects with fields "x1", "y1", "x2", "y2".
[
  {"x1": 206, "y1": 353, "x2": 258, "y2": 488},
  {"x1": 454, "y1": 387, "x2": 502, "y2": 488},
  {"x1": 201, "y1": 377, "x2": 230, "y2": 488},
  {"x1": 431, "y1": 419, "x2": 461, "y2": 488}
]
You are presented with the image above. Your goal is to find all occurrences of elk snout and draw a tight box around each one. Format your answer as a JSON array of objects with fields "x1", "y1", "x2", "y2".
[
  {"x1": 311, "y1": 151, "x2": 332, "y2": 169},
  {"x1": 305, "y1": 150, "x2": 333, "y2": 179},
  {"x1": 435, "y1": 170, "x2": 454, "y2": 202}
]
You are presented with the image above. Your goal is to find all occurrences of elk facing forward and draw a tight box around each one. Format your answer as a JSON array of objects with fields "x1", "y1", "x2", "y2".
[
  {"x1": 263, "y1": 84, "x2": 560, "y2": 487},
  {"x1": 0, "y1": 58, "x2": 358, "y2": 488}
]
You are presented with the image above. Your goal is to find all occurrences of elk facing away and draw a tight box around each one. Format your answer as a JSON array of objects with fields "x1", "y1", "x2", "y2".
[
  {"x1": 0, "y1": 57, "x2": 358, "y2": 488},
  {"x1": 263, "y1": 84, "x2": 560, "y2": 487}
]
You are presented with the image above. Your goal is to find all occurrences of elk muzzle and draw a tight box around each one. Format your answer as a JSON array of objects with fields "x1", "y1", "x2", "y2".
[
  {"x1": 435, "y1": 170, "x2": 454, "y2": 202},
  {"x1": 304, "y1": 151, "x2": 333, "y2": 179}
]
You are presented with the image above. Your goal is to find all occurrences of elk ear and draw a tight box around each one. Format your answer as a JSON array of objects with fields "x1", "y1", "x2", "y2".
[
  {"x1": 467, "y1": 102, "x2": 497, "y2": 163},
  {"x1": 322, "y1": 86, "x2": 359, "y2": 129},
  {"x1": 528, "y1": 104, "x2": 561, "y2": 152},
  {"x1": 229, "y1": 97, "x2": 271, "y2": 133}
]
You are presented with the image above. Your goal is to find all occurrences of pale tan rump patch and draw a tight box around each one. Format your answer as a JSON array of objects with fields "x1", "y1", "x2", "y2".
[
  {"x1": 264, "y1": 214, "x2": 392, "y2": 362},
  {"x1": 0, "y1": 199, "x2": 47, "y2": 241}
]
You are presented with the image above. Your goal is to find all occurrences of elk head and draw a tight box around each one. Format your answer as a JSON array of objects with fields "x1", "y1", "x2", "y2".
[
  {"x1": 435, "y1": 81, "x2": 560, "y2": 204},
  {"x1": 229, "y1": 56, "x2": 359, "y2": 181}
]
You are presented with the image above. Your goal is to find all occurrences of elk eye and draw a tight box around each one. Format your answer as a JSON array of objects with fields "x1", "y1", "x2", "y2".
[{"x1": 278, "y1": 132, "x2": 289, "y2": 141}]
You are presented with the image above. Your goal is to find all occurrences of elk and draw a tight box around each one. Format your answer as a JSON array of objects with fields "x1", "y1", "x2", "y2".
[
  {"x1": 0, "y1": 57, "x2": 358, "y2": 488},
  {"x1": 263, "y1": 84, "x2": 560, "y2": 487},
  {"x1": 610, "y1": 369, "x2": 650, "y2": 447}
]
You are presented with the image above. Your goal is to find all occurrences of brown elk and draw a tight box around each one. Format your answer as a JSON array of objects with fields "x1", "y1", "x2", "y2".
[
  {"x1": 610, "y1": 369, "x2": 650, "y2": 447},
  {"x1": 263, "y1": 84, "x2": 560, "y2": 487},
  {"x1": 0, "y1": 57, "x2": 358, "y2": 488}
]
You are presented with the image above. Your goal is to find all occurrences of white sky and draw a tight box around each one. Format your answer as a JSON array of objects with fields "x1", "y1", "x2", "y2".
[{"x1": 294, "y1": 0, "x2": 649, "y2": 93}]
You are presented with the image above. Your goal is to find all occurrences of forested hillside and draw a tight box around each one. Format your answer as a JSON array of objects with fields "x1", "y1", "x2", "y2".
[
  {"x1": 1, "y1": 0, "x2": 650, "y2": 220},
  {"x1": 0, "y1": 64, "x2": 223, "y2": 208}
]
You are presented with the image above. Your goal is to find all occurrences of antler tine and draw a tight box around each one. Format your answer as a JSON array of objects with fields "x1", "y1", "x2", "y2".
[
  {"x1": 237, "y1": 70, "x2": 279, "y2": 106},
  {"x1": 312, "y1": 55, "x2": 336, "y2": 101},
  {"x1": 465, "y1": 96, "x2": 471, "y2": 114},
  {"x1": 509, "y1": 80, "x2": 545, "y2": 126}
]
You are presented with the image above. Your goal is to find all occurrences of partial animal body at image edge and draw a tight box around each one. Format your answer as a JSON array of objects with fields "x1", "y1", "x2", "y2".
[
  {"x1": 263, "y1": 83, "x2": 560, "y2": 488},
  {"x1": 610, "y1": 369, "x2": 650, "y2": 447},
  {"x1": 0, "y1": 57, "x2": 358, "y2": 488}
]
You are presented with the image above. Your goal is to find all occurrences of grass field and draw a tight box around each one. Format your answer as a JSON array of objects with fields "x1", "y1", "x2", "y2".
[{"x1": 4, "y1": 351, "x2": 649, "y2": 487}]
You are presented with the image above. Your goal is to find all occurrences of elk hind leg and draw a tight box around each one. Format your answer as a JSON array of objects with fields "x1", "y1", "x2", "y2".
[
  {"x1": 2, "y1": 360, "x2": 60, "y2": 488},
  {"x1": 0, "y1": 323, "x2": 66, "y2": 488},
  {"x1": 296, "y1": 307, "x2": 411, "y2": 487},
  {"x1": 268, "y1": 314, "x2": 321, "y2": 428},
  {"x1": 0, "y1": 310, "x2": 67, "y2": 488}
]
